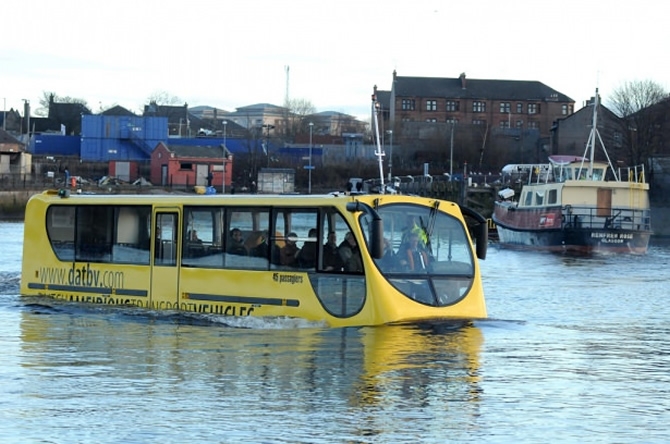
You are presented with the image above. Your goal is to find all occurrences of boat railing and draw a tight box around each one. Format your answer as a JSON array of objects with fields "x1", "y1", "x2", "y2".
[
  {"x1": 617, "y1": 164, "x2": 647, "y2": 184},
  {"x1": 562, "y1": 206, "x2": 651, "y2": 231},
  {"x1": 501, "y1": 163, "x2": 552, "y2": 185}
]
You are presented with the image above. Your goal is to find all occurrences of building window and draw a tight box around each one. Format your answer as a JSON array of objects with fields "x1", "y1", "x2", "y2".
[
  {"x1": 446, "y1": 118, "x2": 458, "y2": 125},
  {"x1": 401, "y1": 117, "x2": 412, "y2": 122},
  {"x1": 472, "y1": 119, "x2": 486, "y2": 126},
  {"x1": 516, "y1": 120, "x2": 524, "y2": 128},
  {"x1": 613, "y1": 131, "x2": 623, "y2": 147},
  {"x1": 426, "y1": 100, "x2": 437, "y2": 111},
  {"x1": 528, "y1": 103, "x2": 539, "y2": 114},
  {"x1": 402, "y1": 99, "x2": 415, "y2": 111},
  {"x1": 516, "y1": 103, "x2": 523, "y2": 113},
  {"x1": 473, "y1": 101, "x2": 486, "y2": 113},
  {"x1": 426, "y1": 118, "x2": 437, "y2": 123},
  {"x1": 528, "y1": 121, "x2": 538, "y2": 129},
  {"x1": 446, "y1": 101, "x2": 459, "y2": 112},
  {"x1": 500, "y1": 102, "x2": 511, "y2": 113},
  {"x1": 499, "y1": 121, "x2": 510, "y2": 128},
  {"x1": 561, "y1": 104, "x2": 568, "y2": 115}
]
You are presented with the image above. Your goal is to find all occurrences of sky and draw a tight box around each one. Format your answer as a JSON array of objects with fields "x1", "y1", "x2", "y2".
[{"x1": 3, "y1": 0, "x2": 668, "y2": 120}]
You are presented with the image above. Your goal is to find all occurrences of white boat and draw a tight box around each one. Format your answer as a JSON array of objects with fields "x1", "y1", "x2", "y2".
[{"x1": 492, "y1": 89, "x2": 652, "y2": 254}]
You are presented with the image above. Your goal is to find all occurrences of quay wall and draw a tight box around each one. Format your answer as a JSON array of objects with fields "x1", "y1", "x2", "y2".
[
  {"x1": 2, "y1": 189, "x2": 670, "y2": 238},
  {"x1": 0, "y1": 190, "x2": 37, "y2": 220},
  {"x1": 0, "y1": 186, "x2": 169, "y2": 221}
]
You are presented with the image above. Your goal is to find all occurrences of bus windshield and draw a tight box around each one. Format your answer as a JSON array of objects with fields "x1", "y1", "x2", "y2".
[{"x1": 361, "y1": 203, "x2": 475, "y2": 307}]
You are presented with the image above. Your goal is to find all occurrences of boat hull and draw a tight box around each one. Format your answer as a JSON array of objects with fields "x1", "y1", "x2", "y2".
[
  {"x1": 493, "y1": 223, "x2": 651, "y2": 255},
  {"x1": 493, "y1": 204, "x2": 651, "y2": 255}
]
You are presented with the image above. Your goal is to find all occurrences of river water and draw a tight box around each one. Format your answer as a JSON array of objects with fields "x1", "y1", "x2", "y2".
[{"x1": 1, "y1": 220, "x2": 669, "y2": 443}]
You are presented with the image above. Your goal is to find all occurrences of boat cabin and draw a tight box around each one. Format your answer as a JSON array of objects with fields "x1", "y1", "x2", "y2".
[{"x1": 549, "y1": 155, "x2": 607, "y2": 183}]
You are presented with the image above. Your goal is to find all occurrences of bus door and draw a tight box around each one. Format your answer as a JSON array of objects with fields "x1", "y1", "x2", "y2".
[{"x1": 151, "y1": 209, "x2": 181, "y2": 308}]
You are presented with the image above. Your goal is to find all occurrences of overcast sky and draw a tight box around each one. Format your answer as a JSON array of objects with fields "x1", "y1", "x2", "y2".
[{"x1": 3, "y1": 0, "x2": 667, "y2": 120}]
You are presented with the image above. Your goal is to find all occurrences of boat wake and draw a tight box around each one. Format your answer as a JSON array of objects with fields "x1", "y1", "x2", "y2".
[{"x1": 18, "y1": 296, "x2": 329, "y2": 330}]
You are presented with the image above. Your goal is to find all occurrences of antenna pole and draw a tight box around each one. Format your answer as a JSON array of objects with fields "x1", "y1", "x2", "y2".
[{"x1": 372, "y1": 95, "x2": 385, "y2": 193}]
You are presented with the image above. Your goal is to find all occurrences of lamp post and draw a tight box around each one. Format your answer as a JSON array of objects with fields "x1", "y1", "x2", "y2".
[
  {"x1": 308, "y1": 122, "x2": 314, "y2": 194},
  {"x1": 386, "y1": 129, "x2": 393, "y2": 182},
  {"x1": 222, "y1": 120, "x2": 228, "y2": 194},
  {"x1": 449, "y1": 121, "x2": 454, "y2": 181},
  {"x1": 22, "y1": 99, "x2": 30, "y2": 137},
  {"x1": 262, "y1": 124, "x2": 274, "y2": 168}
]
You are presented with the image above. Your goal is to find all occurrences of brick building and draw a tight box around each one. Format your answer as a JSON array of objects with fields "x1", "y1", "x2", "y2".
[
  {"x1": 372, "y1": 71, "x2": 576, "y2": 170},
  {"x1": 550, "y1": 96, "x2": 623, "y2": 158},
  {"x1": 383, "y1": 71, "x2": 573, "y2": 137},
  {"x1": 151, "y1": 142, "x2": 232, "y2": 189}
]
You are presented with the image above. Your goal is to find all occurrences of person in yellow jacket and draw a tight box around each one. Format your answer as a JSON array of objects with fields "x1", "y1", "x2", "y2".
[
  {"x1": 401, "y1": 215, "x2": 428, "y2": 247},
  {"x1": 400, "y1": 233, "x2": 430, "y2": 271}
]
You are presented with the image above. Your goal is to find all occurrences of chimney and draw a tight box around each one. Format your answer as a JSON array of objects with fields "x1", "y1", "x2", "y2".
[
  {"x1": 583, "y1": 96, "x2": 597, "y2": 108},
  {"x1": 393, "y1": 69, "x2": 397, "y2": 80},
  {"x1": 459, "y1": 72, "x2": 467, "y2": 89},
  {"x1": 23, "y1": 99, "x2": 30, "y2": 136}
]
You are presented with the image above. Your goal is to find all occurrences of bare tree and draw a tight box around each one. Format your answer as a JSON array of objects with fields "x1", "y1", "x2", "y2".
[
  {"x1": 607, "y1": 80, "x2": 667, "y2": 118},
  {"x1": 606, "y1": 80, "x2": 669, "y2": 165},
  {"x1": 283, "y1": 98, "x2": 316, "y2": 140},
  {"x1": 35, "y1": 91, "x2": 89, "y2": 117},
  {"x1": 146, "y1": 90, "x2": 183, "y2": 106}
]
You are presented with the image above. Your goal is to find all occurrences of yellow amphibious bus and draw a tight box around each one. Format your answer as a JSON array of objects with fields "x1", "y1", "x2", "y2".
[{"x1": 21, "y1": 190, "x2": 488, "y2": 327}]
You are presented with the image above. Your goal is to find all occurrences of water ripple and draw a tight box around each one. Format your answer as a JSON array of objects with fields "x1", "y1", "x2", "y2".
[{"x1": 2, "y1": 222, "x2": 670, "y2": 442}]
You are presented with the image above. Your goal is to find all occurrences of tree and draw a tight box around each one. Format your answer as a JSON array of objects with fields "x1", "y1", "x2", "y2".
[
  {"x1": 606, "y1": 80, "x2": 669, "y2": 165},
  {"x1": 35, "y1": 91, "x2": 89, "y2": 117},
  {"x1": 607, "y1": 80, "x2": 667, "y2": 118},
  {"x1": 283, "y1": 98, "x2": 316, "y2": 140},
  {"x1": 145, "y1": 91, "x2": 183, "y2": 106}
]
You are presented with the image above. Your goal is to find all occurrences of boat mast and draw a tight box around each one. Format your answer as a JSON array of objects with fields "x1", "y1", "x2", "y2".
[
  {"x1": 579, "y1": 88, "x2": 620, "y2": 181},
  {"x1": 371, "y1": 94, "x2": 386, "y2": 193},
  {"x1": 587, "y1": 90, "x2": 599, "y2": 178}
]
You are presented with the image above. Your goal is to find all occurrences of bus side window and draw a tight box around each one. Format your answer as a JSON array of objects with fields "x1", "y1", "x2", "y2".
[
  {"x1": 47, "y1": 206, "x2": 75, "y2": 261},
  {"x1": 75, "y1": 206, "x2": 113, "y2": 262},
  {"x1": 224, "y1": 208, "x2": 270, "y2": 270},
  {"x1": 270, "y1": 209, "x2": 318, "y2": 270},
  {"x1": 112, "y1": 206, "x2": 151, "y2": 265}
]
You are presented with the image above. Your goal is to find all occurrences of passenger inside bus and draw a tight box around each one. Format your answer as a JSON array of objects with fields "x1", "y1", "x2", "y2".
[
  {"x1": 247, "y1": 230, "x2": 269, "y2": 258},
  {"x1": 227, "y1": 228, "x2": 247, "y2": 256},
  {"x1": 279, "y1": 232, "x2": 300, "y2": 266},
  {"x1": 184, "y1": 227, "x2": 204, "y2": 258},
  {"x1": 322, "y1": 231, "x2": 343, "y2": 271},
  {"x1": 187, "y1": 229, "x2": 202, "y2": 243},
  {"x1": 339, "y1": 232, "x2": 362, "y2": 272},
  {"x1": 377, "y1": 237, "x2": 398, "y2": 271},
  {"x1": 296, "y1": 228, "x2": 317, "y2": 268}
]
